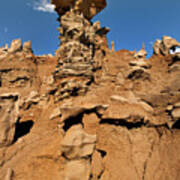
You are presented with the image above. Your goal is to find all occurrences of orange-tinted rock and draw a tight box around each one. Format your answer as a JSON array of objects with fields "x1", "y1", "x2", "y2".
[
  {"x1": 61, "y1": 124, "x2": 96, "y2": 159},
  {"x1": 153, "y1": 36, "x2": 180, "y2": 56},
  {"x1": 51, "y1": 0, "x2": 106, "y2": 19},
  {"x1": 63, "y1": 159, "x2": 91, "y2": 180},
  {"x1": 0, "y1": 93, "x2": 19, "y2": 147},
  {"x1": 1, "y1": 1, "x2": 180, "y2": 180}
]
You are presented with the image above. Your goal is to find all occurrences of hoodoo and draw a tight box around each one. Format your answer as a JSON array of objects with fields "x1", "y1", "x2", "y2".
[{"x1": 51, "y1": 0, "x2": 109, "y2": 101}]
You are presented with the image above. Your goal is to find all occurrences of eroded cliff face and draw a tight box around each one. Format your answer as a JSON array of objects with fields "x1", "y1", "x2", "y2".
[{"x1": 1, "y1": 0, "x2": 180, "y2": 180}]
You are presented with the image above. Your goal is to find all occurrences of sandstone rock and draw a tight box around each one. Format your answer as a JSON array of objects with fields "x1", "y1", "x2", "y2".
[
  {"x1": 166, "y1": 105, "x2": 174, "y2": 111},
  {"x1": 51, "y1": 0, "x2": 107, "y2": 20},
  {"x1": 0, "y1": 54, "x2": 36, "y2": 88},
  {"x1": 26, "y1": 91, "x2": 40, "y2": 103},
  {"x1": 8, "y1": 39, "x2": 22, "y2": 53},
  {"x1": 60, "y1": 104, "x2": 108, "y2": 122},
  {"x1": 0, "y1": 93, "x2": 19, "y2": 147},
  {"x1": 174, "y1": 102, "x2": 180, "y2": 108},
  {"x1": 91, "y1": 150, "x2": 104, "y2": 179},
  {"x1": 63, "y1": 159, "x2": 91, "y2": 180},
  {"x1": 127, "y1": 67, "x2": 150, "y2": 80},
  {"x1": 153, "y1": 36, "x2": 180, "y2": 56},
  {"x1": 5, "y1": 168, "x2": 14, "y2": 180},
  {"x1": 0, "y1": 44, "x2": 8, "y2": 55},
  {"x1": 172, "y1": 108, "x2": 180, "y2": 119},
  {"x1": 52, "y1": 0, "x2": 109, "y2": 101},
  {"x1": 45, "y1": 75, "x2": 54, "y2": 85},
  {"x1": 61, "y1": 124, "x2": 96, "y2": 159},
  {"x1": 111, "y1": 41, "x2": 115, "y2": 51},
  {"x1": 49, "y1": 107, "x2": 61, "y2": 120},
  {"x1": 128, "y1": 47, "x2": 151, "y2": 81},
  {"x1": 1, "y1": 1, "x2": 180, "y2": 179},
  {"x1": 0, "y1": 53, "x2": 8, "y2": 60},
  {"x1": 82, "y1": 113, "x2": 100, "y2": 134},
  {"x1": 153, "y1": 39, "x2": 161, "y2": 55},
  {"x1": 174, "y1": 52, "x2": 180, "y2": 59},
  {"x1": 169, "y1": 64, "x2": 180, "y2": 72},
  {"x1": 134, "y1": 43, "x2": 147, "y2": 59},
  {"x1": 138, "y1": 101, "x2": 154, "y2": 113},
  {"x1": 20, "y1": 91, "x2": 40, "y2": 110},
  {"x1": 110, "y1": 95, "x2": 128, "y2": 103},
  {"x1": 129, "y1": 59, "x2": 151, "y2": 69},
  {"x1": 23, "y1": 41, "x2": 33, "y2": 53}
]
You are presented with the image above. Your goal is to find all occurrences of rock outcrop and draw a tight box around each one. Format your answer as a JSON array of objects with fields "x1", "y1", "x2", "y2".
[
  {"x1": 51, "y1": 0, "x2": 109, "y2": 101},
  {"x1": 153, "y1": 36, "x2": 180, "y2": 56},
  {"x1": 134, "y1": 43, "x2": 147, "y2": 59},
  {"x1": 0, "y1": 93, "x2": 19, "y2": 147},
  {"x1": 1, "y1": 0, "x2": 180, "y2": 180}
]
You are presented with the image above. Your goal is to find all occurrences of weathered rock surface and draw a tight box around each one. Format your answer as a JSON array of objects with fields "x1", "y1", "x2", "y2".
[
  {"x1": 134, "y1": 43, "x2": 147, "y2": 59},
  {"x1": 63, "y1": 159, "x2": 91, "y2": 180},
  {"x1": 153, "y1": 36, "x2": 180, "y2": 56},
  {"x1": 61, "y1": 124, "x2": 96, "y2": 159},
  {"x1": 51, "y1": 0, "x2": 106, "y2": 19},
  {"x1": 51, "y1": 1, "x2": 109, "y2": 101},
  {"x1": 0, "y1": 93, "x2": 19, "y2": 147},
  {"x1": 1, "y1": 1, "x2": 180, "y2": 180}
]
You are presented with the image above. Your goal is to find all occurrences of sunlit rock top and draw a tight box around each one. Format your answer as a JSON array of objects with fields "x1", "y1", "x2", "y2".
[
  {"x1": 153, "y1": 36, "x2": 180, "y2": 56},
  {"x1": 51, "y1": 0, "x2": 106, "y2": 19}
]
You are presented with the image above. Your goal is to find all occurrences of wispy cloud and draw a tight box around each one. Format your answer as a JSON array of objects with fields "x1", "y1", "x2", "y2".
[{"x1": 33, "y1": 0, "x2": 55, "y2": 13}]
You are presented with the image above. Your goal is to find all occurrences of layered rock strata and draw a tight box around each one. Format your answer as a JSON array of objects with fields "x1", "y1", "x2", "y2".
[{"x1": 51, "y1": 0, "x2": 109, "y2": 101}]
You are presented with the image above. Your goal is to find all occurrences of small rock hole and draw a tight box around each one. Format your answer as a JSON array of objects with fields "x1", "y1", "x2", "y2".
[
  {"x1": 13, "y1": 120, "x2": 34, "y2": 143},
  {"x1": 63, "y1": 113, "x2": 83, "y2": 131},
  {"x1": 100, "y1": 119, "x2": 145, "y2": 130},
  {"x1": 172, "y1": 119, "x2": 180, "y2": 129},
  {"x1": 169, "y1": 46, "x2": 180, "y2": 55},
  {"x1": 97, "y1": 149, "x2": 107, "y2": 158}
]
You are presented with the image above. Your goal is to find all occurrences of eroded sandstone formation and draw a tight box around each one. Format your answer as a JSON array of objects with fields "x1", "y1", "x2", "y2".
[
  {"x1": 153, "y1": 36, "x2": 180, "y2": 56},
  {"x1": 1, "y1": 0, "x2": 180, "y2": 180},
  {"x1": 51, "y1": 0, "x2": 109, "y2": 101}
]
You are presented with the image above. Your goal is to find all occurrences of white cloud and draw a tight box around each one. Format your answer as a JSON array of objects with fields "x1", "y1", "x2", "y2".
[{"x1": 33, "y1": 0, "x2": 55, "y2": 13}]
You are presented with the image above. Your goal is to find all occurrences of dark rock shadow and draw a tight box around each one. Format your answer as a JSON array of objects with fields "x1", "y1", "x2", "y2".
[{"x1": 13, "y1": 120, "x2": 34, "y2": 143}]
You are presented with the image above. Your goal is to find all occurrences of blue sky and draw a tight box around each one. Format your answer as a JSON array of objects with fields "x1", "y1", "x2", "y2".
[{"x1": 0, "y1": 0, "x2": 180, "y2": 57}]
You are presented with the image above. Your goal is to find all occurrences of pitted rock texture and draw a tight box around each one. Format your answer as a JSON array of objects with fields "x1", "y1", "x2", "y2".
[
  {"x1": 52, "y1": 1, "x2": 109, "y2": 101},
  {"x1": 153, "y1": 36, "x2": 180, "y2": 56},
  {"x1": 1, "y1": 1, "x2": 180, "y2": 180}
]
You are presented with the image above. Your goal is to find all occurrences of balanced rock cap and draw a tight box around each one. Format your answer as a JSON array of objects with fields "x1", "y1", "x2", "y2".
[{"x1": 51, "y1": 0, "x2": 107, "y2": 19}]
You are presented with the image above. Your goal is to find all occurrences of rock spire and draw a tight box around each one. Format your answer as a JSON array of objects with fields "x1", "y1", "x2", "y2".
[{"x1": 51, "y1": 0, "x2": 109, "y2": 101}]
